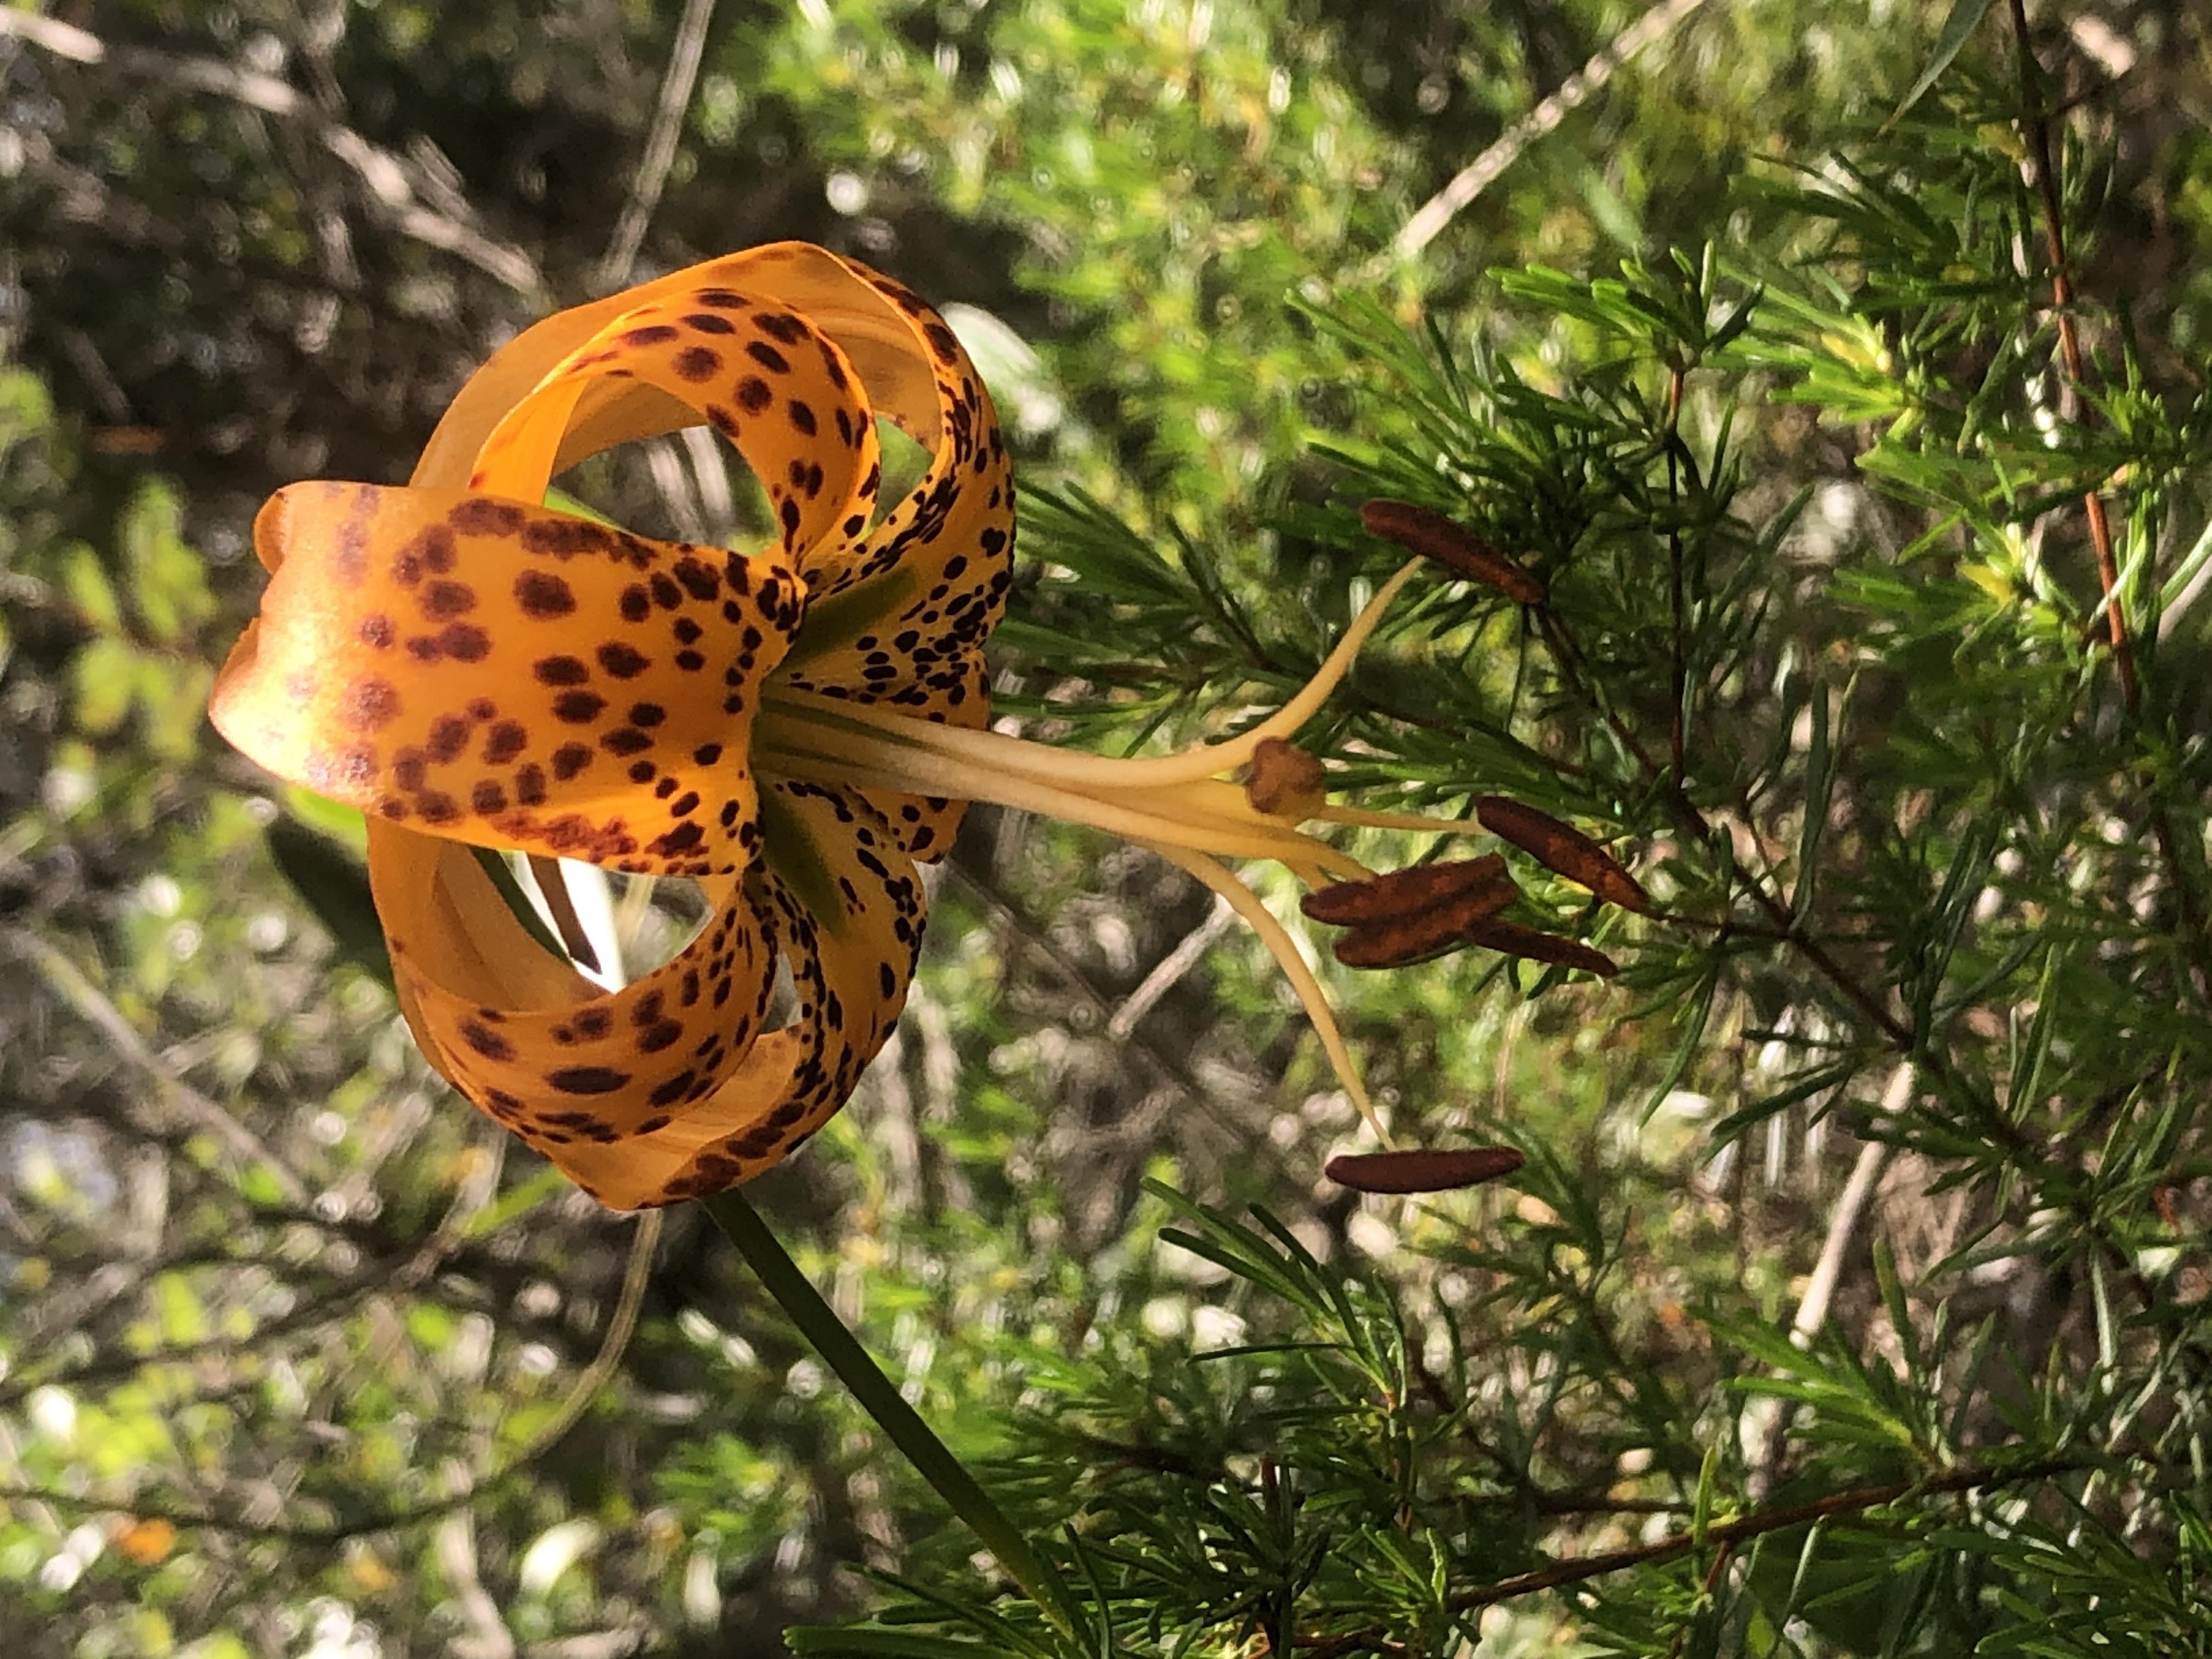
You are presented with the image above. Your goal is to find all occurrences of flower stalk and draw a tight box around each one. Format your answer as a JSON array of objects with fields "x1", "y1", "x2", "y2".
[{"x1": 698, "y1": 1188, "x2": 1078, "y2": 1640}]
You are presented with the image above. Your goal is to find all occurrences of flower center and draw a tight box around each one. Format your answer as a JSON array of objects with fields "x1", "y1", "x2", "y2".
[{"x1": 746, "y1": 555, "x2": 1432, "y2": 1137}]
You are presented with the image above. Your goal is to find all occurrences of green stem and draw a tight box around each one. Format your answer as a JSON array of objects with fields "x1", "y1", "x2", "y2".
[{"x1": 698, "y1": 1188, "x2": 1076, "y2": 1639}]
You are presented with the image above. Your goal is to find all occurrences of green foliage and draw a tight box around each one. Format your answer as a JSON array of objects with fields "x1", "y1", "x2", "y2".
[{"x1": 3, "y1": 0, "x2": 2210, "y2": 1656}]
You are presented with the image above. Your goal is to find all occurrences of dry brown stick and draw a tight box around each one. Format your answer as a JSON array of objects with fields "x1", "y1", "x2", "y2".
[
  {"x1": 1391, "y1": 0, "x2": 1713, "y2": 259},
  {"x1": 0, "y1": 11, "x2": 542, "y2": 295},
  {"x1": 597, "y1": 0, "x2": 718, "y2": 290},
  {"x1": 524, "y1": 855, "x2": 605, "y2": 973}
]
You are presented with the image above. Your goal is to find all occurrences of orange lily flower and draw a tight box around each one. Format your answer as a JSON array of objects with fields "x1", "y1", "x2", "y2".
[{"x1": 212, "y1": 243, "x2": 1423, "y2": 1209}]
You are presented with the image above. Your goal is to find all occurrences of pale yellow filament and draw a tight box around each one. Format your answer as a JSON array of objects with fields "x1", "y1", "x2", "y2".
[
  {"x1": 759, "y1": 557, "x2": 1426, "y2": 792},
  {"x1": 1142, "y1": 842, "x2": 1389, "y2": 1142}
]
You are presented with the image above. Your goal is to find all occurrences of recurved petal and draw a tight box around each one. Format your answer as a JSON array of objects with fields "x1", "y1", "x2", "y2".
[
  {"x1": 210, "y1": 482, "x2": 804, "y2": 875},
  {"x1": 386, "y1": 866, "x2": 781, "y2": 1166},
  {"x1": 471, "y1": 286, "x2": 883, "y2": 566},
  {"x1": 366, "y1": 832, "x2": 596, "y2": 1070},
  {"x1": 759, "y1": 250, "x2": 1016, "y2": 860},
  {"x1": 537, "y1": 780, "x2": 927, "y2": 1209},
  {"x1": 411, "y1": 243, "x2": 864, "y2": 494}
]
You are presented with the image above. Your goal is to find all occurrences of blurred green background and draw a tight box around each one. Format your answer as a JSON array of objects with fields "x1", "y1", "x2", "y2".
[{"x1": 1, "y1": 2, "x2": 2209, "y2": 1655}]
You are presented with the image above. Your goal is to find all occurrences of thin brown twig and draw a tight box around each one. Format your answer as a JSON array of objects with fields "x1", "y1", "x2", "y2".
[
  {"x1": 2005, "y1": 0, "x2": 2129, "y2": 699},
  {"x1": 2004, "y1": 0, "x2": 2211, "y2": 991},
  {"x1": 1666, "y1": 368, "x2": 1690, "y2": 789},
  {"x1": 1665, "y1": 1539, "x2": 1738, "y2": 1659}
]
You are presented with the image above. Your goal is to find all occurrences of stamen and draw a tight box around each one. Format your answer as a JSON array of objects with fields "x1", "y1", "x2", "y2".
[
  {"x1": 761, "y1": 708, "x2": 1371, "y2": 876},
  {"x1": 758, "y1": 557, "x2": 1426, "y2": 792},
  {"x1": 1144, "y1": 842, "x2": 1390, "y2": 1142},
  {"x1": 1310, "y1": 803, "x2": 1479, "y2": 835}
]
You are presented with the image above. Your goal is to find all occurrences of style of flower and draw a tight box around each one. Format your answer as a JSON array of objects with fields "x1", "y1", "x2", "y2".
[{"x1": 211, "y1": 242, "x2": 1429, "y2": 1209}]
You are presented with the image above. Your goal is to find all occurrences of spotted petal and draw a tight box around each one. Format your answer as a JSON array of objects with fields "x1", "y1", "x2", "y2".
[
  {"x1": 213, "y1": 245, "x2": 1037, "y2": 1209},
  {"x1": 212, "y1": 483, "x2": 804, "y2": 874},
  {"x1": 498, "y1": 781, "x2": 926, "y2": 1209},
  {"x1": 748, "y1": 249, "x2": 1017, "y2": 861}
]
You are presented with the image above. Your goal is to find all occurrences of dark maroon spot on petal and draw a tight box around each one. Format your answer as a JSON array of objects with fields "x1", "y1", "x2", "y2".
[
  {"x1": 548, "y1": 1065, "x2": 631, "y2": 1094},
  {"x1": 551, "y1": 744, "x2": 594, "y2": 781},
  {"x1": 427, "y1": 715, "x2": 470, "y2": 763},
  {"x1": 341, "y1": 677, "x2": 400, "y2": 731},
  {"x1": 684, "y1": 312, "x2": 737, "y2": 335},
  {"x1": 416, "y1": 791, "x2": 462, "y2": 825},
  {"x1": 787, "y1": 399, "x2": 817, "y2": 436},
  {"x1": 460, "y1": 1019, "x2": 514, "y2": 1061},
  {"x1": 673, "y1": 557, "x2": 720, "y2": 601},
  {"x1": 533, "y1": 655, "x2": 590, "y2": 686},
  {"x1": 471, "y1": 780, "x2": 509, "y2": 814},
  {"x1": 483, "y1": 720, "x2": 529, "y2": 764},
  {"x1": 449, "y1": 500, "x2": 526, "y2": 536},
  {"x1": 520, "y1": 518, "x2": 613, "y2": 557},
  {"x1": 649, "y1": 821, "x2": 706, "y2": 856},
  {"x1": 421, "y1": 579, "x2": 476, "y2": 619},
  {"x1": 754, "y1": 312, "x2": 806, "y2": 345},
  {"x1": 438, "y1": 623, "x2": 490, "y2": 662},
  {"x1": 648, "y1": 1070, "x2": 697, "y2": 1107},
  {"x1": 596, "y1": 641, "x2": 650, "y2": 678},
  {"x1": 554, "y1": 690, "x2": 606, "y2": 723},
  {"x1": 619, "y1": 584, "x2": 652, "y2": 622},
  {"x1": 692, "y1": 743, "x2": 723, "y2": 765},
  {"x1": 745, "y1": 340, "x2": 789, "y2": 374},
  {"x1": 620, "y1": 324, "x2": 681, "y2": 347},
  {"x1": 923, "y1": 322, "x2": 960, "y2": 364},
  {"x1": 672, "y1": 346, "x2": 721, "y2": 382},
  {"x1": 358, "y1": 614, "x2": 394, "y2": 648},
  {"x1": 735, "y1": 376, "x2": 772, "y2": 413},
  {"x1": 515, "y1": 762, "x2": 548, "y2": 804},
  {"x1": 516, "y1": 570, "x2": 576, "y2": 619}
]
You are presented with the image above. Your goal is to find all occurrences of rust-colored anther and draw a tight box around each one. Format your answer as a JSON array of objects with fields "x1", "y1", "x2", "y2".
[
  {"x1": 1325, "y1": 1146, "x2": 1525, "y2": 1194},
  {"x1": 1308, "y1": 856, "x2": 1522, "y2": 969},
  {"x1": 1361, "y1": 499, "x2": 1546, "y2": 605},
  {"x1": 1459, "y1": 916, "x2": 1618, "y2": 978},
  {"x1": 1245, "y1": 737, "x2": 1329, "y2": 821},
  {"x1": 1301, "y1": 853, "x2": 1511, "y2": 926},
  {"x1": 1475, "y1": 795, "x2": 1652, "y2": 913}
]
